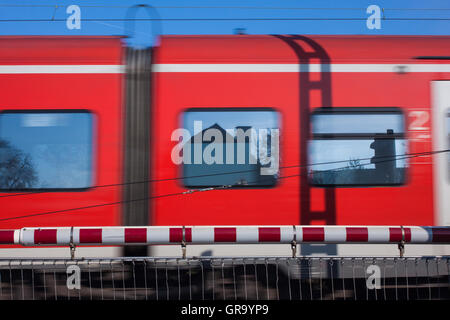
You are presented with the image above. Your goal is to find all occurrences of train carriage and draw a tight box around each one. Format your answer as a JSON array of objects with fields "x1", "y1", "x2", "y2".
[{"x1": 0, "y1": 35, "x2": 449, "y2": 257}]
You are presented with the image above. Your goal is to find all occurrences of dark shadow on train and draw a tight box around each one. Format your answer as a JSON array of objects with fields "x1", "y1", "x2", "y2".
[{"x1": 273, "y1": 35, "x2": 336, "y2": 256}]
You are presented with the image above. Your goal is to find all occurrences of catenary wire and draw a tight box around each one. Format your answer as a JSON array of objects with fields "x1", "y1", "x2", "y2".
[
  {"x1": 1, "y1": 18, "x2": 450, "y2": 23},
  {"x1": 0, "y1": 4, "x2": 449, "y2": 11},
  {"x1": 0, "y1": 149, "x2": 447, "y2": 199},
  {"x1": 0, "y1": 149, "x2": 446, "y2": 222}
]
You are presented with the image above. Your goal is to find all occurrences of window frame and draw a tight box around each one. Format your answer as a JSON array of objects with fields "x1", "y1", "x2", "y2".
[
  {"x1": 0, "y1": 109, "x2": 96, "y2": 192},
  {"x1": 180, "y1": 107, "x2": 281, "y2": 189},
  {"x1": 308, "y1": 107, "x2": 408, "y2": 188}
]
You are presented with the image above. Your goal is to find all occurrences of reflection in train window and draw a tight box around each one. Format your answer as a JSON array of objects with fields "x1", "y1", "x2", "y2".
[
  {"x1": 179, "y1": 108, "x2": 280, "y2": 187},
  {"x1": 0, "y1": 111, "x2": 94, "y2": 190},
  {"x1": 309, "y1": 108, "x2": 407, "y2": 186}
]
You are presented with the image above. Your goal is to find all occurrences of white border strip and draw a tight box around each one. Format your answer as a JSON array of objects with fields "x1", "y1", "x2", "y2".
[
  {"x1": 2, "y1": 64, "x2": 450, "y2": 74},
  {"x1": 0, "y1": 65, "x2": 125, "y2": 74},
  {"x1": 153, "y1": 63, "x2": 450, "y2": 73}
]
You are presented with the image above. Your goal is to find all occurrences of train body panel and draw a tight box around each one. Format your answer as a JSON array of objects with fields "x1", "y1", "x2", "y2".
[
  {"x1": 152, "y1": 35, "x2": 450, "y2": 228},
  {"x1": 0, "y1": 37, "x2": 125, "y2": 230},
  {"x1": 0, "y1": 35, "x2": 449, "y2": 256}
]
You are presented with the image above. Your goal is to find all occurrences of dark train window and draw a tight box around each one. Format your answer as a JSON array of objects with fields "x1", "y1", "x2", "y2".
[
  {"x1": 309, "y1": 108, "x2": 407, "y2": 186},
  {"x1": 177, "y1": 108, "x2": 280, "y2": 187},
  {"x1": 0, "y1": 111, "x2": 94, "y2": 190}
]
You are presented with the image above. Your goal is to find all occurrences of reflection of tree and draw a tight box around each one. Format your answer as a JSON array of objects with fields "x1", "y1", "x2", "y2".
[
  {"x1": 348, "y1": 158, "x2": 363, "y2": 170},
  {"x1": 310, "y1": 155, "x2": 405, "y2": 185},
  {"x1": 0, "y1": 139, "x2": 38, "y2": 189}
]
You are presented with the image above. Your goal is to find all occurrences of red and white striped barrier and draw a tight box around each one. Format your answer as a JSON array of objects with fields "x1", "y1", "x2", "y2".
[{"x1": 0, "y1": 226, "x2": 449, "y2": 246}]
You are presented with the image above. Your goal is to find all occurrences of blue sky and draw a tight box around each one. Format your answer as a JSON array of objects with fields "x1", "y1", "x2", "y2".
[
  {"x1": 184, "y1": 110, "x2": 279, "y2": 134},
  {"x1": 0, "y1": 0, "x2": 449, "y2": 47}
]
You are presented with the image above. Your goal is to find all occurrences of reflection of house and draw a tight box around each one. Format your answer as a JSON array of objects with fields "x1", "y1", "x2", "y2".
[{"x1": 184, "y1": 124, "x2": 275, "y2": 186}]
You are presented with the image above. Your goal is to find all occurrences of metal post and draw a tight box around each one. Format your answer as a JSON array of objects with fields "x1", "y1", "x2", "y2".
[
  {"x1": 181, "y1": 225, "x2": 187, "y2": 259},
  {"x1": 398, "y1": 225, "x2": 405, "y2": 258},
  {"x1": 291, "y1": 225, "x2": 297, "y2": 258},
  {"x1": 69, "y1": 226, "x2": 76, "y2": 260}
]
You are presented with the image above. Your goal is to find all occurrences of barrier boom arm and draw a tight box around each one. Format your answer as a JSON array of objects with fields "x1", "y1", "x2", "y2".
[{"x1": 0, "y1": 225, "x2": 449, "y2": 246}]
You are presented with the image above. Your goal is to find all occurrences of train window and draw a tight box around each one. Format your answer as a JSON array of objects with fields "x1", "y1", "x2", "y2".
[
  {"x1": 0, "y1": 111, "x2": 93, "y2": 190},
  {"x1": 309, "y1": 108, "x2": 407, "y2": 186},
  {"x1": 178, "y1": 108, "x2": 280, "y2": 187}
]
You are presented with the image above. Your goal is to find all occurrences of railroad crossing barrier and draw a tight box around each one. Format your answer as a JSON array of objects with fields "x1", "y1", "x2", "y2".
[
  {"x1": 0, "y1": 226, "x2": 449, "y2": 300},
  {"x1": 1, "y1": 225, "x2": 449, "y2": 258}
]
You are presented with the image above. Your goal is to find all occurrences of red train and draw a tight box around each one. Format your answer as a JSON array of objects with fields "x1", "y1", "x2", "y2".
[{"x1": 0, "y1": 35, "x2": 449, "y2": 257}]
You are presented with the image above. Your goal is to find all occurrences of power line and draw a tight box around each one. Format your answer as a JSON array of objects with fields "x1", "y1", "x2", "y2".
[
  {"x1": 0, "y1": 149, "x2": 446, "y2": 199},
  {"x1": 1, "y1": 17, "x2": 450, "y2": 23},
  {"x1": 0, "y1": 149, "x2": 445, "y2": 222},
  {"x1": 0, "y1": 185, "x2": 232, "y2": 222}
]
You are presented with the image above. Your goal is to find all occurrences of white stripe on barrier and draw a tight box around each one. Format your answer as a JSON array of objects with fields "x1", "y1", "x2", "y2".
[
  {"x1": 324, "y1": 227, "x2": 347, "y2": 243},
  {"x1": 368, "y1": 226, "x2": 390, "y2": 243},
  {"x1": 56, "y1": 227, "x2": 71, "y2": 245},
  {"x1": 102, "y1": 228, "x2": 124, "y2": 245},
  {"x1": 147, "y1": 227, "x2": 170, "y2": 244},
  {"x1": 411, "y1": 226, "x2": 432, "y2": 243},
  {"x1": 13, "y1": 230, "x2": 20, "y2": 245},
  {"x1": 236, "y1": 226, "x2": 258, "y2": 243},
  {"x1": 21, "y1": 228, "x2": 34, "y2": 246},
  {"x1": 281, "y1": 226, "x2": 296, "y2": 242},
  {"x1": 72, "y1": 228, "x2": 81, "y2": 244},
  {"x1": 191, "y1": 226, "x2": 214, "y2": 244}
]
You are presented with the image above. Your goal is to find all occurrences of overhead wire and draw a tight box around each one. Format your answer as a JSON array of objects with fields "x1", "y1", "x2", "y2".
[
  {"x1": 0, "y1": 148, "x2": 447, "y2": 222},
  {"x1": 1, "y1": 18, "x2": 450, "y2": 23},
  {"x1": 0, "y1": 149, "x2": 447, "y2": 199},
  {"x1": 0, "y1": 4, "x2": 448, "y2": 25},
  {"x1": 0, "y1": 4, "x2": 449, "y2": 11}
]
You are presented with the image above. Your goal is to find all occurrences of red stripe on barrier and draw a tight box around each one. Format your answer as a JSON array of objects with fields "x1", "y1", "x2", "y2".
[
  {"x1": 34, "y1": 229, "x2": 57, "y2": 244},
  {"x1": 303, "y1": 227, "x2": 324, "y2": 242},
  {"x1": 214, "y1": 227, "x2": 236, "y2": 242},
  {"x1": 169, "y1": 228, "x2": 181, "y2": 242},
  {"x1": 346, "y1": 227, "x2": 368, "y2": 242},
  {"x1": 0, "y1": 230, "x2": 15, "y2": 244},
  {"x1": 186, "y1": 228, "x2": 192, "y2": 242},
  {"x1": 405, "y1": 228, "x2": 411, "y2": 242},
  {"x1": 432, "y1": 228, "x2": 450, "y2": 243},
  {"x1": 258, "y1": 227, "x2": 281, "y2": 242},
  {"x1": 79, "y1": 229, "x2": 102, "y2": 244},
  {"x1": 389, "y1": 227, "x2": 411, "y2": 242},
  {"x1": 125, "y1": 228, "x2": 147, "y2": 243},
  {"x1": 169, "y1": 228, "x2": 192, "y2": 243}
]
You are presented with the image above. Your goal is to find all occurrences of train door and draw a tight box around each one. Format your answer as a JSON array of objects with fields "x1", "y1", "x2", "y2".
[{"x1": 431, "y1": 81, "x2": 450, "y2": 228}]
